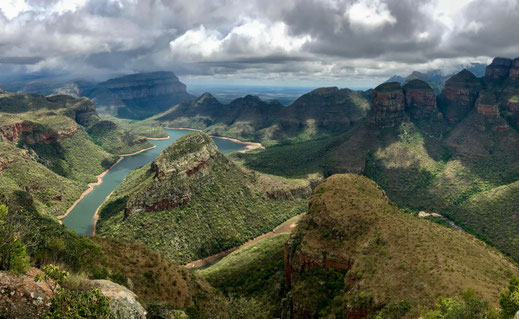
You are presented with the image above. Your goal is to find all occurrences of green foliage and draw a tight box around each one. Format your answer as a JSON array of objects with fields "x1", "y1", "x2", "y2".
[
  {"x1": 0, "y1": 204, "x2": 30, "y2": 275},
  {"x1": 36, "y1": 264, "x2": 69, "y2": 293},
  {"x1": 376, "y1": 300, "x2": 412, "y2": 319},
  {"x1": 42, "y1": 288, "x2": 113, "y2": 319},
  {"x1": 36, "y1": 264, "x2": 113, "y2": 319},
  {"x1": 499, "y1": 276, "x2": 519, "y2": 318},
  {"x1": 87, "y1": 120, "x2": 153, "y2": 155},
  {"x1": 422, "y1": 290, "x2": 498, "y2": 319},
  {"x1": 199, "y1": 234, "x2": 290, "y2": 318}
]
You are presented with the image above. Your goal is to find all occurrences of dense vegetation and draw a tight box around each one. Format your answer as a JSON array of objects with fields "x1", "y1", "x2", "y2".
[
  {"x1": 199, "y1": 234, "x2": 290, "y2": 318},
  {"x1": 96, "y1": 133, "x2": 308, "y2": 264}
]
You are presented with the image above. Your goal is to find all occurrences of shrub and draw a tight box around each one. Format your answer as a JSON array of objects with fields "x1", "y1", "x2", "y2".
[
  {"x1": 499, "y1": 276, "x2": 519, "y2": 318},
  {"x1": 0, "y1": 204, "x2": 30, "y2": 275}
]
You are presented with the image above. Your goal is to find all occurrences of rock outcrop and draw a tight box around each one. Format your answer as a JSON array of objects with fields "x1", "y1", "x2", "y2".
[
  {"x1": 91, "y1": 280, "x2": 147, "y2": 319},
  {"x1": 476, "y1": 92, "x2": 500, "y2": 117},
  {"x1": 402, "y1": 79, "x2": 438, "y2": 120},
  {"x1": 440, "y1": 69, "x2": 482, "y2": 122},
  {"x1": 370, "y1": 82, "x2": 406, "y2": 127},
  {"x1": 282, "y1": 174, "x2": 518, "y2": 318},
  {"x1": 125, "y1": 132, "x2": 221, "y2": 215},
  {"x1": 0, "y1": 268, "x2": 54, "y2": 319},
  {"x1": 89, "y1": 71, "x2": 194, "y2": 119},
  {"x1": 485, "y1": 57, "x2": 513, "y2": 79},
  {"x1": 510, "y1": 58, "x2": 519, "y2": 80}
]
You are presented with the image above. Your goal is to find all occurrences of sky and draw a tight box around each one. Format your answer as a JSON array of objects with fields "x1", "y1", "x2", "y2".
[{"x1": 0, "y1": 0, "x2": 518, "y2": 87}]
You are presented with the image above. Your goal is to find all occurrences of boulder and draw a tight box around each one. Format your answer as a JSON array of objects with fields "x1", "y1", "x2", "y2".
[
  {"x1": 0, "y1": 268, "x2": 54, "y2": 319},
  {"x1": 91, "y1": 280, "x2": 146, "y2": 319}
]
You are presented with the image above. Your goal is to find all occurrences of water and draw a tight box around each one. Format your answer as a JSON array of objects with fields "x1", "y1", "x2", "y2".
[{"x1": 62, "y1": 129, "x2": 246, "y2": 236}]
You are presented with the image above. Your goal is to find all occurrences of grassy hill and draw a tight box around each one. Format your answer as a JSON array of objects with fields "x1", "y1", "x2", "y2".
[
  {"x1": 0, "y1": 90, "x2": 158, "y2": 218},
  {"x1": 95, "y1": 132, "x2": 311, "y2": 264},
  {"x1": 284, "y1": 174, "x2": 518, "y2": 318}
]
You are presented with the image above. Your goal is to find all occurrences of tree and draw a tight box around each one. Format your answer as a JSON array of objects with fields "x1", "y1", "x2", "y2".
[
  {"x1": 499, "y1": 276, "x2": 519, "y2": 318},
  {"x1": 0, "y1": 204, "x2": 30, "y2": 274}
]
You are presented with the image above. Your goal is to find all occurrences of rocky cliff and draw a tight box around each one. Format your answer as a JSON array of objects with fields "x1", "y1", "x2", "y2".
[
  {"x1": 510, "y1": 58, "x2": 519, "y2": 80},
  {"x1": 440, "y1": 69, "x2": 482, "y2": 122},
  {"x1": 402, "y1": 79, "x2": 438, "y2": 120},
  {"x1": 370, "y1": 82, "x2": 406, "y2": 127},
  {"x1": 485, "y1": 57, "x2": 513, "y2": 79},
  {"x1": 283, "y1": 174, "x2": 518, "y2": 318},
  {"x1": 88, "y1": 71, "x2": 194, "y2": 119},
  {"x1": 125, "y1": 132, "x2": 221, "y2": 215}
]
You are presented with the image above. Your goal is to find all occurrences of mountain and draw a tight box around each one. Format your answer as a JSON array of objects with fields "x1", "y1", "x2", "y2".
[
  {"x1": 197, "y1": 174, "x2": 518, "y2": 318},
  {"x1": 85, "y1": 71, "x2": 195, "y2": 119},
  {"x1": 240, "y1": 56, "x2": 519, "y2": 265},
  {"x1": 0, "y1": 90, "x2": 153, "y2": 218},
  {"x1": 148, "y1": 87, "x2": 371, "y2": 145},
  {"x1": 282, "y1": 174, "x2": 517, "y2": 318},
  {"x1": 385, "y1": 63, "x2": 487, "y2": 94},
  {"x1": 95, "y1": 131, "x2": 317, "y2": 263}
]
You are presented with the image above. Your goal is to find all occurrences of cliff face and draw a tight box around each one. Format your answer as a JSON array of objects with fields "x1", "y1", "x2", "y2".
[
  {"x1": 370, "y1": 82, "x2": 406, "y2": 127},
  {"x1": 90, "y1": 71, "x2": 194, "y2": 119},
  {"x1": 402, "y1": 79, "x2": 438, "y2": 120},
  {"x1": 485, "y1": 57, "x2": 513, "y2": 79},
  {"x1": 440, "y1": 69, "x2": 482, "y2": 122},
  {"x1": 510, "y1": 58, "x2": 519, "y2": 80},
  {"x1": 283, "y1": 174, "x2": 518, "y2": 318},
  {"x1": 125, "y1": 132, "x2": 222, "y2": 215}
]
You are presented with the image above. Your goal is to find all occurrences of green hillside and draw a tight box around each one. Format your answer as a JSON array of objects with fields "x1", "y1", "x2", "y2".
[{"x1": 96, "y1": 132, "x2": 310, "y2": 264}]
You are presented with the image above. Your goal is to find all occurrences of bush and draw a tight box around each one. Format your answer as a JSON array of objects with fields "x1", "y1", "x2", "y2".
[
  {"x1": 499, "y1": 276, "x2": 519, "y2": 318},
  {"x1": 0, "y1": 204, "x2": 30, "y2": 274},
  {"x1": 422, "y1": 289, "x2": 497, "y2": 319},
  {"x1": 37, "y1": 264, "x2": 114, "y2": 319}
]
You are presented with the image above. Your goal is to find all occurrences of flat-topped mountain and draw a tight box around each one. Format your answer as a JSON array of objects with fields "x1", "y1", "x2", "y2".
[
  {"x1": 96, "y1": 131, "x2": 316, "y2": 263},
  {"x1": 283, "y1": 174, "x2": 517, "y2": 318},
  {"x1": 86, "y1": 71, "x2": 194, "y2": 119}
]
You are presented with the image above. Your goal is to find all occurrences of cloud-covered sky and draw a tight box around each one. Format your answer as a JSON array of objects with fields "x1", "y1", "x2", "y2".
[{"x1": 0, "y1": 0, "x2": 518, "y2": 87}]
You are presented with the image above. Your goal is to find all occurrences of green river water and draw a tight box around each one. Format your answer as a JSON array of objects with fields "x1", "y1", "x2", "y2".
[{"x1": 62, "y1": 129, "x2": 246, "y2": 236}]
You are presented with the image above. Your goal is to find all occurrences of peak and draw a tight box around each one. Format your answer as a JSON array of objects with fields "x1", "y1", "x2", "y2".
[
  {"x1": 158, "y1": 132, "x2": 216, "y2": 162},
  {"x1": 374, "y1": 82, "x2": 402, "y2": 92},
  {"x1": 445, "y1": 69, "x2": 481, "y2": 89},
  {"x1": 490, "y1": 57, "x2": 513, "y2": 66},
  {"x1": 196, "y1": 92, "x2": 217, "y2": 101},
  {"x1": 243, "y1": 95, "x2": 262, "y2": 101},
  {"x1": 403, "y1": 79, "x2": 433, "y2": 91}
]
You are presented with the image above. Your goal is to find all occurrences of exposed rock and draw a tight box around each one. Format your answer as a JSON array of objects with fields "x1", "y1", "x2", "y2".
[
  {"x1": 441, "y1": 69, "x2": 482, "y2": 122},
  {"x1": 476, "y1": 92, "x2": 500, "y2": 117},
  {"x1": 90, "y1": 71, "x2": 194, "y2": 119},
  {"x1": 402, "y1": 79, "x2": 438, "y2": 120},
  {"x1": 91, "y1": 280, "x2": 146, "y2": 319},
  {"x1": 510, "y1": 58, "x2": 519, "y2": 80},
  {"x1": 0, "y1": 118, "x2": 78, "y2": 145},
  {"x1": 0, "y1": 268, "x2": 54, "y2": 319},
  {"x1": 125, "y1": 132, "x2": 221, "y2": 215},
  {"x1": 370, "y1": 82, "x2": 406, "y2": 127},
  {"x1": 485, "y1": 57, "x2": 512, "y2": 79}
]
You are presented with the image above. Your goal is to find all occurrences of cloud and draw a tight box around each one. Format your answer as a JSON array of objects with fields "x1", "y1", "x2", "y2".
[
  {"x1": 169, "y1": 19, "x2": 311, "y2": 62},
  {"x1": 0, "y1": 0, "x2": 517, "y2": 86}
]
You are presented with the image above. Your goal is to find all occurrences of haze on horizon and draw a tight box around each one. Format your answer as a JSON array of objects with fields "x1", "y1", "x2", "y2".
[{"x1": 0, "y1": 0, "x2": 518, "y2": 88}]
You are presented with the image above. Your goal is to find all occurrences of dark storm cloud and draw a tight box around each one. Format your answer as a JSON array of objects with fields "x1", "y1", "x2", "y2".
[{"x1": 0, "y1": 0, "x2": 516, "y2": 85}]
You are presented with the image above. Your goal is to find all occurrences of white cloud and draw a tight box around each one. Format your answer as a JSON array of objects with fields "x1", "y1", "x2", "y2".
[
  {"x1": 169, "y1": 19, "x2": 311, "y2": 62},
  {"x1": 0, "y1": 0, "x2": 30, "y2": 20},
  {"x1": 346, "y1": 0, "x2": 397, "y2": 31}
]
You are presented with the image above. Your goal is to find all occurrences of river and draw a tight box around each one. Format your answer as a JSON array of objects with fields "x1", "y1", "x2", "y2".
[{"x1": 62, "y1": 129, "x2": 247, "y2": 236}]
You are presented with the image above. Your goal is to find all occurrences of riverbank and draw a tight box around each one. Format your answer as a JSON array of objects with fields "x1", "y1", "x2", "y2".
[
  {"x1": 57, "y1": 143, "x2": 160, "y2": 224},
  {"x1": 184, "y1": 214, "x2": 303, "y2": 269},
  {"x1": 167, "y1": 127, "x2": 264, "y2": 153}
]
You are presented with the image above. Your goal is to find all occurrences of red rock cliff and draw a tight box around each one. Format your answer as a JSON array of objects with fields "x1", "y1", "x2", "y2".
[
  {"x1": 370, "y1": 82, "x2": 406, "y2": 127},
  {"x1": 403, "y1": 79, "x2": 438, "y2": 120}
]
